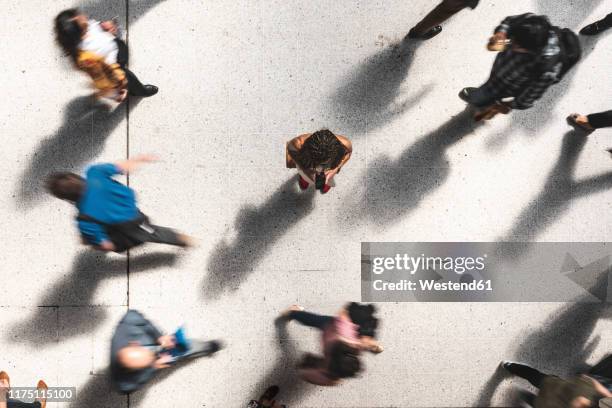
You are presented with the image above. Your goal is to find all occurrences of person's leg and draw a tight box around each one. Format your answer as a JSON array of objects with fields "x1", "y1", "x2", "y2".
[
  {"x1": 115, "y1": 38, "x2": 129, "y2": 68},
  {"x1": 288, "y1": 311, "x2": 334, "y2": 330},
  {"x1": 410, "y1": 0, "x2": 471, "y2": 37},
  {"x1": 178, "y1": 339, "x2": 222, "y2": 360},
  {"x1": 125, "y1": 69, "x2": 151, "y2": 96},
  {"x1": 580, "y1": 13, "x2": 612, "y2": 35},
  {"x1": 587, "y1": 110, "x2": 612, "y2": 129},
  {"x1": 502, "y1": 362, "x2": 548, "y2": 388}
]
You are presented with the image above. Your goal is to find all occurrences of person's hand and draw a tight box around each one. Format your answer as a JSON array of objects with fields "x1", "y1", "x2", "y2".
[
  {"x1": 487, "y1": 32, "x2": 508, "y2": 51},
  {"x1": 153, "y1": 353, "x2": 173, "y2": 369},
  {"x1": 100, "y1": 20, "x2": 118, "y2": 35},
  {"x1": 98, "y1": 240, "x2": 115, "y2": 252},
  {"x1": 158, "y1": 335, "x2": 176, "y2": 350},
  {"x1": 325, "y1": 168, "x2": 339, "y2": 184},
  {"x1": 115, "y1": 88, "x2": 128, "y2": 103}
]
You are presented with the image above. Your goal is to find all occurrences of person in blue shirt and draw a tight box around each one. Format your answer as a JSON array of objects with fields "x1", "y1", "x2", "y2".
[{"x1": 46, "y1": 155, "x2": 192, "y2": 252}]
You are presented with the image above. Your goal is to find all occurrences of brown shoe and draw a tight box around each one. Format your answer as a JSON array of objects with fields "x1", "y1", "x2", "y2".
[
  {"x1": 0, "y1": 371, "x2": 9, "y2": 388},
  {"x1": 36, "y1": 380, "x2": 48, "y2": 408}
]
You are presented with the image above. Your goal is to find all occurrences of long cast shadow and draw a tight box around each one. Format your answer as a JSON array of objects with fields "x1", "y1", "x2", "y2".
[
  {"x1": 7, "y1": 250, "x2": 177, "y2": 346},
  {"x1": 202, "y1": 178, "x2": 315, "y2": 300},
  {"x1": 348, "y1": 109, "x2": 480, "y2": 226},
  {"x1": 498, "y1": 130, "x2": 612, "y2": 258},
  {"x1": 329, "y1": 40, "x2": 431, "y2": 136},
  {"x1": 68, "y1": 358, "x2": 202, "y2": 408},
  {"x1": 16, "y1": 97, "x2": 140, "y2": 209},
  {"x1": 486, "y1": 0, "x2": 605, "y2": 151},
  {"x1": 475, "y1": 272, "x2": 611, "y2": 406},
  {"x1": 79, "y1": 0, "x2": 168, "y2": 24},
  {"x1": 251, "y1": 318, "x2": 311, "y2": 406}
]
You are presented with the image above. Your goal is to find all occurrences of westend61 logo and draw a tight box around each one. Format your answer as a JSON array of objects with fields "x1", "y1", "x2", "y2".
[
  {"x1": 361, "y1": 242, "x2": 612, "y2": 302},
  {"x1": 371, "y1": 253, "x2": 487, "y2": 275}
]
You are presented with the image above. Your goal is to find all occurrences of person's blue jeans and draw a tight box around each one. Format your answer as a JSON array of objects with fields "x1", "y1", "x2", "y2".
[
  {"x1": 7, "y1": 400, "x2": 41, "y2": 408},
  {"x1": 288, "y1": 311, "x2": 334, "y2": 331}
]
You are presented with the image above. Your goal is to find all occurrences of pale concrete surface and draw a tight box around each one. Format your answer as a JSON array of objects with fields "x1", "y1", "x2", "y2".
[{"x1": 1, "y1": 0, "x2": 612, "y2": 406}]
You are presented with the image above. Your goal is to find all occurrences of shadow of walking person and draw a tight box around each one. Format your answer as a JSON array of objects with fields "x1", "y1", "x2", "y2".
[
  {"x1": 498, "y1": 130, "x2": 612, "y2": 259},
  {"x1": 329, "y1": 39, "x2": 432, "y2": 136},
  {"x1": 203, "y1": 177, "x2": 314, "y2": 299},
  {"x1": 251, "y1": 318, "x2": 312, "y2": 406},
  {"x1": 202, "y1": 178, "x2": 315, "y2": 300},
  {"x1": 485, "y1": 0, "x2": 606, "y2": 152},
  {"x1": 16, "y1": 97, "x2": 142, "y2": 209},
  {"x1": 346, "y1": 109, "x2": 481, "y2": 227},
  {"x1": 6, "y1": 250, "x2": 177, "y2": 346},
  {"x1": 474, "y1": 272, "x2": 611, "y2": 406},
  {"x1": 68, "y1": 357, "x2": 203, "y2": 408},
  {"x1": 79, "y1": 0, "x2": 168, "y2": 23}
]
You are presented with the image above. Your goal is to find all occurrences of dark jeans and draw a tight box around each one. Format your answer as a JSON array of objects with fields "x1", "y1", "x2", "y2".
[
  {"x1": 588, "y1": 110, "x2": 612, "y2": 129},
  {"x1": 7, "y1": 401, "x2": 41, "y2": 408},
  {"x1": 411, "y1": 0, "x2": 476, "y2": 35},
  {"x1": 505, "y1": 363, "x2": 549, "y2": 388},
  {"x1": 114, "y1": 38, "x2": 149, "y2": 96},
  {"x1": 597, "y1": 13, "x2": 612, "y2": 29},
  {"x1": 288, "y1": 311, "x2": 334, "y2": 330},
  {"x1": 171, "y1": 340, "x2": 219, "y2": 363}
]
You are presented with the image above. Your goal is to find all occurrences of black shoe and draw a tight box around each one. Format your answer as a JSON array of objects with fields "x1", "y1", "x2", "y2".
[
  {"x1": 143, "y1": 85, "x2": 158, "y2": 97},
  {"x1": 580, "y1": 21, "x2": 609, "y2": 36},
  {"x1": 458, "y1": 87, "x2": 477, "y2": 103},
  {"x1": 208, "y1": 340, "x2": 223, "y2": 354},
  {"x1": 407, "y1": 25, "x2": 442, "y2": 40}
]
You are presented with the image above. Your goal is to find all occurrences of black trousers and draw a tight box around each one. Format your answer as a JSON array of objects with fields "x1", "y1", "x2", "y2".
[
  {"x1": 588, "y1": 110, "x2": 612, "y2": 129},
  {"x1": 109, "y1": 214, "x2": 185, "y2": 252},
  {"x1": 411, "y1": 0, "x2": 478, "y2": 35},
  {"x1": 505, "y1": 363, "x2": 549, "y2": 388},
  {"x1": 114, "y1": 38, "x2": 149, "y2": 96},
  {"x1": 598, "y1": 13, "x2": 612, "y2": 29}
]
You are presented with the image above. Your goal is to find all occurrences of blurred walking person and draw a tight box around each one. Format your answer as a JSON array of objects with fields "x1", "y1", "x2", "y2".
[
  {"x1": 46, "y1": 155, "x2": 193, "y2": 253},
  {"x1": 501, "y1": 361, "x2": 612, "y2": 407},
  {"x1": 580, "y1": 13, "x2": 612, "y2": 36},
  {"x1": 0, "y1": 371, "x2": 48, "y2": 408},
  {"x1": 408, "y1": 0, "x2": 480, "y2": 40},
  {"x1": 110, "y1": 310, "x2": 223, "y2": 394},
  {"x1": 54, "y1": 8, "x2": 158, "y2": 102},
  {"x1": 280, "y1": 303, "x2": 382, "y2": 386},
  {"x1": 286, "y1": 130, "x2": 352, "y2": 194},
  {"x1": 459, "y1": 13, "x2": 581, "y2": 121}
]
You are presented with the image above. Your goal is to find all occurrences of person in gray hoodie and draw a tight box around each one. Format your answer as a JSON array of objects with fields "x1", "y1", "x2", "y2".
[{"x1": 110, "y1": 310, "x2": 223, "y2": 394}]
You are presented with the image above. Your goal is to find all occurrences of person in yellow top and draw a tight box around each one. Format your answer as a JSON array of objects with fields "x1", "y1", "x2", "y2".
[
  {"x1": 54, "y1": 8, "x2": 158, "y2": 102},
  {"x1": 286, "y1": 130, "x2": 352, "y2": 194}
]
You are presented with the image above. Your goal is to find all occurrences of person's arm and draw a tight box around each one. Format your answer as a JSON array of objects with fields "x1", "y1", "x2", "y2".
[
  {"x1": 286, "y1": 134, "x2": 310, "y2": 168},
  {"x1": 510, "y1": 69, "x2": 559, "y2": 110},
  {"x1": 585, "y1": 375, "x2": 612, "y2": 398},
  {"x1": 0, "y1": 378, "x2": 8, "y2": 408},
  {"x1": 115, "y1": 154, "x2": 159, "y2": 174},
  {"x1": 325, "y1": 135, "x2": 352, "y2": 183},
  {"x1": 78, "y1": 219, "x2": 114, "y2": 250}
]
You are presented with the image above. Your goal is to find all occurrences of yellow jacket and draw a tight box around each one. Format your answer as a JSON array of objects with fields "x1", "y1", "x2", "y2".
[{"x1": 76, "y1": 50, "x2": 126, "y2": 95}]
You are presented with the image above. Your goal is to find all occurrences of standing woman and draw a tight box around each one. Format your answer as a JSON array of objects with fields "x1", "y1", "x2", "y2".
[
  {"x1": 286, "y1": 130, "x2": 352, "y2": 194},
  {"x1": 54, "y1": 8, "x2": 158, "y2": 102}
]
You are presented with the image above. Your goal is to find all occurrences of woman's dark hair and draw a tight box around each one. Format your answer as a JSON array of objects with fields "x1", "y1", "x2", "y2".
[
  {"x1": 54, "y1": 8, "x2": 84, "y2": 63},
  {"x1": 347, "y1": 302, "x2": 379, "y2": 338},
  {"x1": 46, "y1": 172, "x2": 85, "y2": 202},
  {"x1": 510, "y1": 15, "x2": 551, "y2": 53},
  {"x1": 327, "y1": 342, "x2": 361, "y2": 379},
  {"x1": 298, "y1": 129, "x2": 346, "y2": 171}
]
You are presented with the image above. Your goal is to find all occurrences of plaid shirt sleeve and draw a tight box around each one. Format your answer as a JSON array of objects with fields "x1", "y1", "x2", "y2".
[
  {"x1": 510, "y1": 62, "x2": 561, "y2": 110},
  {"x1": 481, "y1": 52, "x2": 531, "y2": 101}
]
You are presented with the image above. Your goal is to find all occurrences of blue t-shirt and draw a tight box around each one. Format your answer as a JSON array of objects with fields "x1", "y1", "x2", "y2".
[{"x1": 77, "y1": 163, "x2": 139, "y2": 245}]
